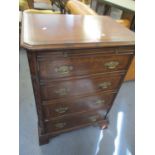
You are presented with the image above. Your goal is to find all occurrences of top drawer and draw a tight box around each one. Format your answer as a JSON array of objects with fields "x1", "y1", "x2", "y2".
[{"x1": 37, "y1": 50, "x2": 133, "y2": 80}]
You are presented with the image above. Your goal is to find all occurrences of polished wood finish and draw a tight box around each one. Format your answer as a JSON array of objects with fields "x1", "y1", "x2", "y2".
[
  {"x1": 21, "y1": 13, "x2": 134, "y2": 145},
  {"x1": 40, "y1": 73, "x2": 123, "y2": 100},
  {"x1": 21, "y1": 13, "x2": 135, "y2": 50},
  {"x1": 65, "y1": 1, "x2": 134, "y2": 81},
  {"x1": 42, "y1": 92, "x2": 115, "y2": 119},
  {"x1": 45, "y1": 109, "x2": 108, "y2": 133},
  {"x1": 37, "y1": 51, "x2": 132, "y2": 79}
]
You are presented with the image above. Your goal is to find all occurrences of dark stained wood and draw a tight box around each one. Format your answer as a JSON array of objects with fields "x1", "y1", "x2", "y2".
[
  {"x1": 44, "y1": 109, "x2": 108, "y2": 133},
  {"x1": 42, "y1": 92, "x2": 116, "y2": 119},
  {"x1": 40, "y1": 73, "x2": 123, "y2": 100},
  {"x1": 37, "y1": 51, "x2": 133, "y2": 79},
  {"x1": 39, "y1": 134, "x2": 49, "y2": 145},
  {"x1": 27, "y1": 52, "x2": 45, "y2": 134},
  {"x1": 21, "y1": 14, "x2": 135, "y2": 50},
  {"x1": 21, "y1": 13, "x2": 135, "y2": 145}
]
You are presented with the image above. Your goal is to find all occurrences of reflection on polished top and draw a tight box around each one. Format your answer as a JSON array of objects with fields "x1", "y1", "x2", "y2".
[{"x1": 21, "y1": 13, "x2": 135, "y2": 50}]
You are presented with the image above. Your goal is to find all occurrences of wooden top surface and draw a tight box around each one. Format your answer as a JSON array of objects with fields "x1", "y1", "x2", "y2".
[
  {"x1": 21, "y1": 13, "x2": 135, "y2": 50},
  {"x1": 99, "y1": 0, "x2": 135, "y2": 12}
]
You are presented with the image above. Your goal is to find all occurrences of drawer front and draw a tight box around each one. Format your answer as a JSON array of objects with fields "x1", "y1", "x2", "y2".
[
  {"x1": 42, "y1": 92, "x2": 115, "y2": 119},
  {"x1": 37, "y1": 52, "x2": 132, "y2": 79},
  {"x1": 45, "y1": 109, "x2": 107, "y2": 133},
  {"x1": 40, "y1": 73, "x2": 122, "y2": 100}
]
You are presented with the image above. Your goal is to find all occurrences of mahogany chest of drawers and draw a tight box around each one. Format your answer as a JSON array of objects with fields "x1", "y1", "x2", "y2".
[{"x1": 21, "y1": 13, "x2": 135, "y2": 145}]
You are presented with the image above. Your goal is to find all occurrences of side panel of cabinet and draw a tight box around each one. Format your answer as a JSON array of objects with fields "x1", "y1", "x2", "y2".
[{"x1": 27, "y1": 51, "x2": 45, "y2": 134}]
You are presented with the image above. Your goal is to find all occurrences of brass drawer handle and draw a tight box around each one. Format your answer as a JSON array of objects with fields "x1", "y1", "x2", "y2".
[
  {"x1": 104, "y1": 61, "x2": 119, "y2": 69},
  {"x1": 98, "y1": 82, "x2": 111, "y2": 89},
  {"x1": 94, "y1": 99, "x2": 105, "y2": 106},
  {"x1": 55, "y1": 88, "x2": 69, "y2": 96},
  {"x1": 55, "y1": 107, "x2": 68, "y2": 114},
  {"x1": 55, "y1": 65, "x2": 73, "y2": 75},
  {"x1": 89, "y1": 115, "x2": 99, "y2": 122},
  {"x1": 55, "y1": 122, "x2": 66, "y2": 129}
]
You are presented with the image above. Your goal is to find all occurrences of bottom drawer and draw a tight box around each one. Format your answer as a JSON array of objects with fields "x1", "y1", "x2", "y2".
[{"x1": 45, "y1": 109, "x2": 107, "y2": 133}]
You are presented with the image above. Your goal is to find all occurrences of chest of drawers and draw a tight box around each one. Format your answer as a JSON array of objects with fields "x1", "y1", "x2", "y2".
[{"x1": 21, "y1": 13, "x2": 135, "y2": 145}]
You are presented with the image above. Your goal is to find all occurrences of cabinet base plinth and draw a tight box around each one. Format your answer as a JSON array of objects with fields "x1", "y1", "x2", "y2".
[
  {"x1": 98, "y1": 119, "x2": 109, "y2": 129},
  {"x1": 38, "y1": 119, "x2": 109, "y2": 145},
  {"x1": 39, "y1": 135, "x2": 50, "y2": 145}
]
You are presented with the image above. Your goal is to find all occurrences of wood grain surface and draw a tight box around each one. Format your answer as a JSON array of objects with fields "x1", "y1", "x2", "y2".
[
  {"x1": 22, "y1": 13, "x2": 135, "y2": 145},
  {"x1": 21, "y1": 13, "x2": 135, "y2": 50}
]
